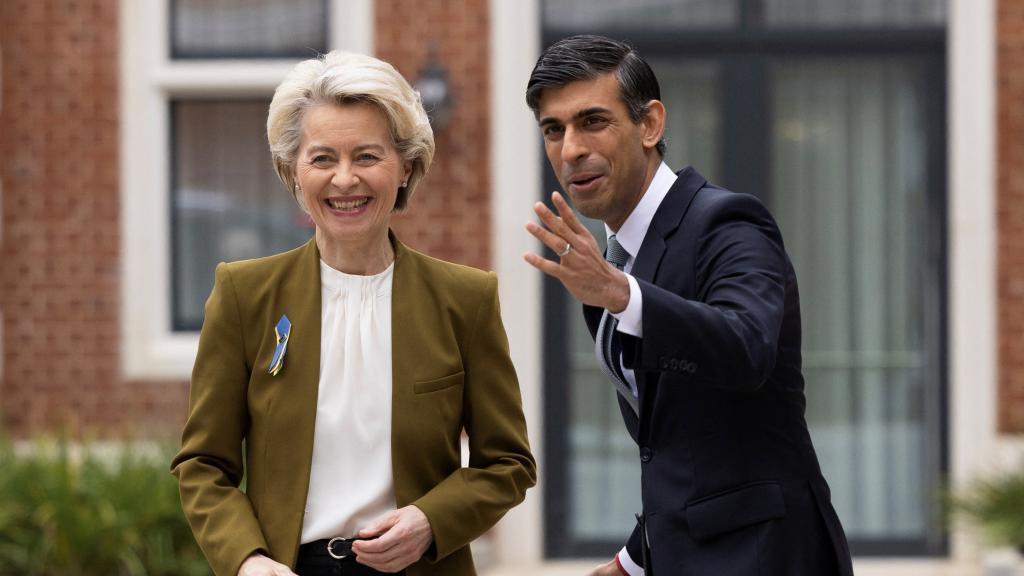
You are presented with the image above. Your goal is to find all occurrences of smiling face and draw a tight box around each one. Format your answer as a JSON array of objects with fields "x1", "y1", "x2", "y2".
[
  {"x1": 294, "y1": 102, "x2": 411, "y2": 259},
  {"x1": 536, "y1": 73, "x2": 663, "y2": 231}
]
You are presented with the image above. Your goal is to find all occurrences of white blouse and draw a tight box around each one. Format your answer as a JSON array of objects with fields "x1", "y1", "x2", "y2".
[{"x1": 300, "y1": 260, "x2": 396, "y2": 543}]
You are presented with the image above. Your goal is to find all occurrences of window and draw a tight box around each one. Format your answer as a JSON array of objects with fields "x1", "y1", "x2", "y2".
[
  {"x1": 171, "y1": 0, "x2": 328, "y2": 58},
  {"x1": 170, "y1": 99, "x2": 312, "y2": 331},
  {"x1": 541, "y1": 0, "x2": 947, "y2": 558},
  {"x1": 121, "y1": 0, "x2": 372, "y2": 378}
]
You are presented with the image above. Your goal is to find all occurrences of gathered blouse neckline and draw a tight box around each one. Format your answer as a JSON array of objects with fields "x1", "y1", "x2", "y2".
[{"x1": 319, "y1": 259, "x2": 394, "y2": 298}]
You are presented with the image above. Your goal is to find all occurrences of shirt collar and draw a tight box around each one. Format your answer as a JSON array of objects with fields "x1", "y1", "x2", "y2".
[{"x1": 606, "y1": 162, "x2": 677, "y2": 259}]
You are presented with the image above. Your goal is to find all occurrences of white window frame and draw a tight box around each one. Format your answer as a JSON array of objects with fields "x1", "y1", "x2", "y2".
[{"x1": 120, "y1": 0, "x2": 372, "y2": 379}]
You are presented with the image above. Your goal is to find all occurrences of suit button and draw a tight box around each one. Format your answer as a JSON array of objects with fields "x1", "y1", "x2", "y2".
[{"x1": 640, "y1": 447, "x2": 652, "y2": 462}]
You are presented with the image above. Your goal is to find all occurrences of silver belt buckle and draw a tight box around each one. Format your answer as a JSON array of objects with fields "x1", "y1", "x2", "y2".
[{"x1": 327, "y1": 536, "x2": 350, "y2": 559}]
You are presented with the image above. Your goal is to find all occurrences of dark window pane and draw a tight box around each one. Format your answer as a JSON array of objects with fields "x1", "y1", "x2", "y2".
[
  {"x1": 651, "y1": 60, "x2": 721, "y2": 182},
  {"x1": 172, "y1": 100, "x2": 312, "y2": 330},
  {"x1": 769, "y1": 58, "x2": 940, "y2": 542},
  {"x1": 566, "y1": 218, "x2": 641, "y2": 542},
  {"x1": 171, "y1": 0, "x2": 327, "y2": 58},
  {"x1": 763, "y1": 0, "x2": 946, "y2": 27},
  {"x1": 544, "y1": 0, "x2": 738, "y2": 30}
]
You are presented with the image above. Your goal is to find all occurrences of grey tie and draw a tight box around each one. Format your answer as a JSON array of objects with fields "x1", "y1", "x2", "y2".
[{"x1": 595, "y1": 234, "x2": 639, "y2": 415}]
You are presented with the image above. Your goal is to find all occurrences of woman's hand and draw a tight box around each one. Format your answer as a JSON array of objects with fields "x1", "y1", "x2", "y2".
[
  {"x1": 351, "y1": 505, "x2": 434, "y2": 572},
  {"x1": 237, "y1": 553, "x2": 297, "y2": 576}
]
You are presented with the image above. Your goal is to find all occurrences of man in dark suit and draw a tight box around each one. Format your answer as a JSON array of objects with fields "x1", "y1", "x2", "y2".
[{"x1": 523, "y1": 35, "x2": 854, "y2": 576}]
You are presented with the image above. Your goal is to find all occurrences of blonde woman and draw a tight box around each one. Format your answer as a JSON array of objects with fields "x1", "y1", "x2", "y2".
[{"x1": 172, "y1": 51, "x2": 536, "y2": 576}]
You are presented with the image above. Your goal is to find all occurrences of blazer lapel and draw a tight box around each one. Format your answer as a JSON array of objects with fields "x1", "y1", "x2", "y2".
[
  {"x1": 258, "y1": 237, "x2": 323, "y2": 566},
  {"x1": 387, "y1": 233, "x2": 421, "y2": 507},
  {"x1": 629, "y1": 167, "x2": 706, "y2": 435},
  {"x1": 630, "y1": 166, "x2": 707, "y2": 284},
  {"x1": 389, "y1": 233, "x2": 416, "y2": 401},
  {"x1": 277, "y1": 237, "x2": 323, "y2": 432}
]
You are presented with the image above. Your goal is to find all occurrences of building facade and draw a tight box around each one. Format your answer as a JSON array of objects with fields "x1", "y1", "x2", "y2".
[{"x1": 0, "y1": 0, "x2": 1021, "y2": 573}]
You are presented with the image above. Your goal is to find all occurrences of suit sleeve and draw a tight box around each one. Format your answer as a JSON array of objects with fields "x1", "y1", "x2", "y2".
[
  {"x1": 622, "y1": 193, "x2": 788, "y2": 391},
  {"x1": 171, "y1": 263, "x2": 268, "y2": 576},
  {"x1": 411, "y1": 272, "x2": 538, "y2": 561},
  {"x1": 625, "y1": 523, "x2": 645, "y2": 570}
]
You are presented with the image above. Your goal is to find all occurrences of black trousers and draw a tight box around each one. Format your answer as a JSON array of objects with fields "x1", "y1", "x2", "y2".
[{"x1": 295, "y1": 541, "x2": 406, "y2": 576}]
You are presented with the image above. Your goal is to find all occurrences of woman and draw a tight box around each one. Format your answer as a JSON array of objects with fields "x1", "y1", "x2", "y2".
[{"x1": 172, "y1": 51, "x2": 536, "y2": 576}]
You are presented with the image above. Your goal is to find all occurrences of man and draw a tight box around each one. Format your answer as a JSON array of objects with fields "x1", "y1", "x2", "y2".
[{"x1": 523, "y1": 35, "x2": 854, "y2": 576}]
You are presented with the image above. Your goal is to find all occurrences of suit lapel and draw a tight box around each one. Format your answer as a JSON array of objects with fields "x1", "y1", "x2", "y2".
[
  {"x1": 629, "y1": 167, "x2": 707, "y2": 434},
  {"x1": 630, "y1": 166, "x2": 707, "y2": 285}
]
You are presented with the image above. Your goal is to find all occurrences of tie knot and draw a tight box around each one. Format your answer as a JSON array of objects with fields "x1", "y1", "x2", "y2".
[{"x1": 606, "y1": 235, "x2": 629, "y2": 269}]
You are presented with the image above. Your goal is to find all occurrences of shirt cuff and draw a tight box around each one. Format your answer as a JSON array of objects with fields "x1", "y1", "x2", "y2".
[
  {"x1": 616, "y1": 546, "x2": 644, "y2": 576},
  {"x1": 610, "y1": 273, "x2": 643, "y2": 337}
]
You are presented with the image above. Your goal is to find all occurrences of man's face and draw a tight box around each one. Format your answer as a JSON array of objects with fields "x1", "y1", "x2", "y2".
[{"x1": 536, "y1": 73, "x2": 655, "y2": 230}]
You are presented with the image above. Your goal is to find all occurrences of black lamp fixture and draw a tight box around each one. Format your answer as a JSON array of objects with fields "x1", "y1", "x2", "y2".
[{"x1": 414, "y1": 44, "x2": 454, "y2": 129}]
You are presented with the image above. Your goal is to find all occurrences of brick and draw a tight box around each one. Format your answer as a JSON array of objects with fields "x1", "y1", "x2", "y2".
[
  {"x1": 999, "y1": 0, "x2": 1024, "y2": 433},
  {"x1": 0, "y1": 0, "x2": 492, "y2": 438}
]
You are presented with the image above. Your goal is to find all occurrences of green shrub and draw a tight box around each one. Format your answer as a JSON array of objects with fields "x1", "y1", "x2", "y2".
[
  {"x1": 949, "y1": 467, "x2": 1024, "y2": 554},
  {"x1": 0, "y1": 437, "x2": 209, "y2": 576}
]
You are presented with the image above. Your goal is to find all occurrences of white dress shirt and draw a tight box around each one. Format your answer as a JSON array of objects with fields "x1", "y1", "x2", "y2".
[
  {"x1": 608, "y1": 162, "x2": 677, "y2": 393},
  {"x1": 607, "y1": 161, "x2": 677, "y2": 576},
  {"x1": 301, "y1": 260, "x2": 396, "y2": 543}
]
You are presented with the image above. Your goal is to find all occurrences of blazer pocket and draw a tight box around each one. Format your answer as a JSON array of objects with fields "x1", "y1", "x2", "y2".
[
  {"x1": 685, "y1": 481, "x2": 786, "y2": 541},
  {"x1": 413, "y1": 370, "x2": 465, "y2": 394}
]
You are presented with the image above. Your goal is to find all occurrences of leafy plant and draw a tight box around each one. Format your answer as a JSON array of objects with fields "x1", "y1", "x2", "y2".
[
  {"x1": 0, "y1": 436, "x2": 210, "y2": 575},
  {"x1": 950, "y1": 467, "x2": 1024, "y2": 554}
]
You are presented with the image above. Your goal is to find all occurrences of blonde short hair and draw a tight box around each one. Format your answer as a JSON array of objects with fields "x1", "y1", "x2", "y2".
[{"x1": 267, "y1": 51, "x2": 435, "y2": 211}]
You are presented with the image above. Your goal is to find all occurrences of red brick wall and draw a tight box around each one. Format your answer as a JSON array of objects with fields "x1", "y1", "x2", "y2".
[
  {"x1": 0, "y1": 1, "x2": 492, "y2": 438},
  {"x1": 378, "y1": 0, "x2": 491, "y2": 271},
  {"x1": 0, "y1": 0, "x2": 189, "y2": 438},
  {"x1": 999, "y1": 0, "x2": 1024, "y2": 433}
]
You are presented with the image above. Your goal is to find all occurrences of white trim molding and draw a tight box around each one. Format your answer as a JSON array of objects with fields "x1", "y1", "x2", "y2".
[
  {"x1": 488, "y1": 0, "x2": 543, "y2": 568},
  {"x1": 119, "y1": 0, "x2": 372, "y2": 380},
  {"x1": 947, "y1": 0, "x2": 999, "y2": 569}
]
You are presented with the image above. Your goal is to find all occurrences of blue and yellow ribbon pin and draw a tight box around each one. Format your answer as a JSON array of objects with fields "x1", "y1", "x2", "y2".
[{"x1": 268, "y1": 315, "x2": 291, "y2": 376}]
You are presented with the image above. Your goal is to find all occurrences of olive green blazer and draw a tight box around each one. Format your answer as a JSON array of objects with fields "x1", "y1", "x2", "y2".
[{"x1": 172, "y1": 235, "x2": 536, "y2": 576}]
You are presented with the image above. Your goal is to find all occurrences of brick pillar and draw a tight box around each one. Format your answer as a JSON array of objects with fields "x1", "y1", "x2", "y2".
[
  {"x1": 376, "y1": 0, "x2": 492, "y2": 271},
  {"x1": 998, "y1": 0, "x2": 1024, "y2": 432}
]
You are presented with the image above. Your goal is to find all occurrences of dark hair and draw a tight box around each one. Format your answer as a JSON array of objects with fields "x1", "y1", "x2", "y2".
[{"x1": 526, "y1": 34, "x2": 666, "y2": 156}]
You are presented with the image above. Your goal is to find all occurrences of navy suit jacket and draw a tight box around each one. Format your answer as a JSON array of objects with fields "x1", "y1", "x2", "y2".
[{"x1": 583, "y1": 168, "x2": 854, "y2": 575}]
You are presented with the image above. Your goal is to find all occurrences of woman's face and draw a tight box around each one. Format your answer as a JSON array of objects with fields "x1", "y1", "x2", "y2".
[{"x1": 294, "y1": 102, "x2": 411, "y2": 250}]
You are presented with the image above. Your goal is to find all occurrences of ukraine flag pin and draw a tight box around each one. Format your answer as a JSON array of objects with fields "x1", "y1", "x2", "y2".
[{"x1": 268, "y1": 315, "x2": 291, "y2": 376}]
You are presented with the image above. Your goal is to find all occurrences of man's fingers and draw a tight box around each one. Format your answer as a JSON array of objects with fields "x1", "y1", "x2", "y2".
[
  {"x1": 533, "y1": 201, "x2": 574, "y2": 240},
  {"x1": 525, "y1": 222, "x2": 572, "y2": 256},
  {"x1": 523, "y1": 253, "x2": 564, "y2": 278},
  {"x1": 551, "y1": 191, "x2": 588, "y2": 235}
]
